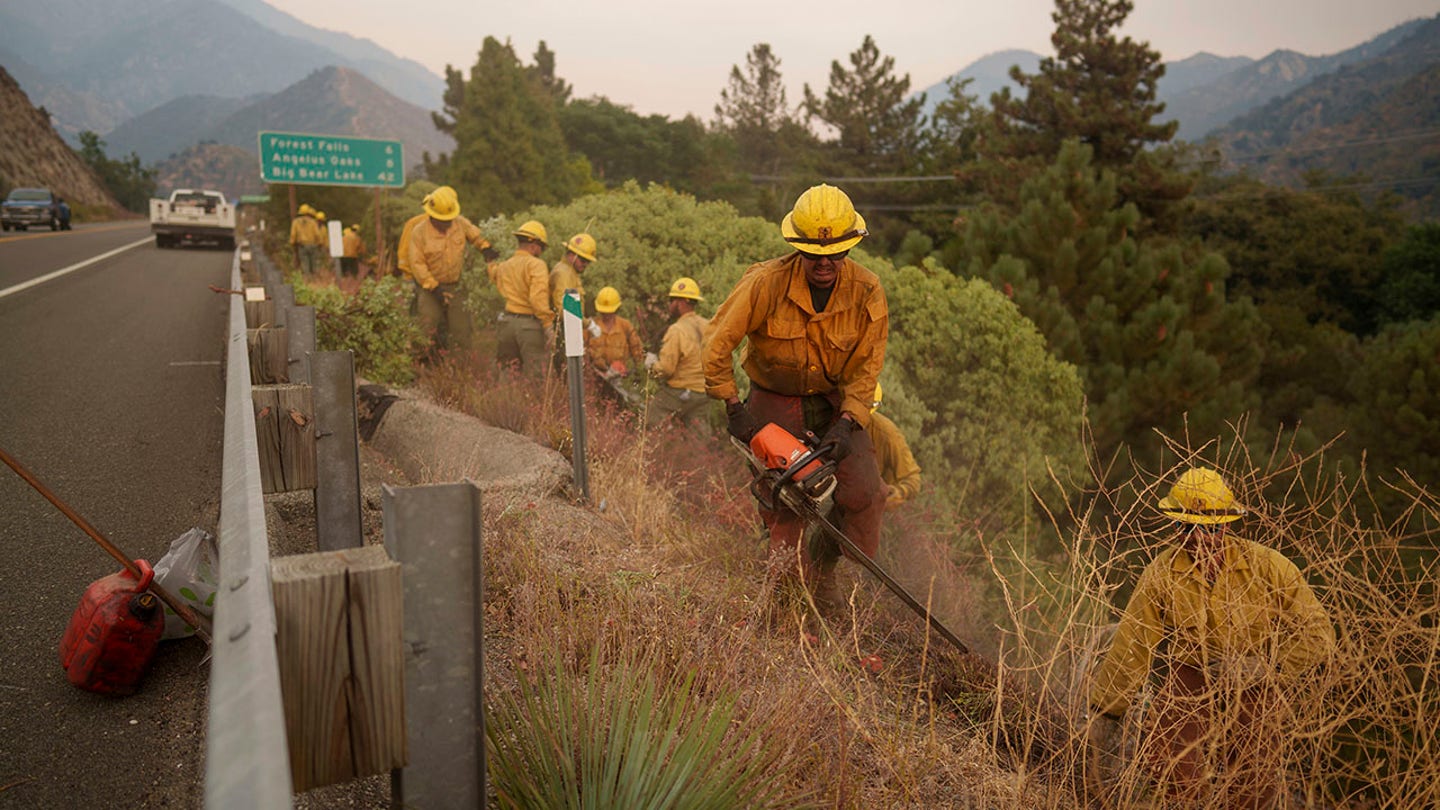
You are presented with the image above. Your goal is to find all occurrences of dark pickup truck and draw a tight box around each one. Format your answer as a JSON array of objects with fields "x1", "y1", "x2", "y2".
[{"x1": 1, "y1": 187, "x2": 59, "y2": 231}]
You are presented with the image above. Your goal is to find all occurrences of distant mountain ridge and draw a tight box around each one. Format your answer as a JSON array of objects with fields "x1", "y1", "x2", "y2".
[{"x1": 0, "y1": 0, "x2": 443, "y2": 142}]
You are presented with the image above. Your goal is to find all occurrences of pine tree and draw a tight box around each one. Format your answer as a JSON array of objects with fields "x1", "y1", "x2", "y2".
[
  {"x1": 427, "y1": 37, "x2": 595, "y2": 217},
  {"x1": 984, "y1": 0, "x2": 1191, "y2": 229},
  {"x1": 802, "y1": 35, "x2": 926, "y2": 176},
  {"x1": 964, "y1": 140, "x2": 1267, "y2": 465}
]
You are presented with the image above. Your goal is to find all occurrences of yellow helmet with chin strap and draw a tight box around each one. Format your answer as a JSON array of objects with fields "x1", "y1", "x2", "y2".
[
  {"x1": 514, "y1": 220, "x2": 548, "y2": 246},
  {"x1": 1158, "y1": 467, "x2": 1245, "y2": 525},
  {"x1": 423, "y1": 186, "x2": 461, "y2": 221},
  {"x1": 668, "y1": 277, "x2": 702, "y2": 301},
  {"x1": 781, "y1": 184, "x2": 867, "y2": 256},
  {"x1": 565, "y1": 232, "x2": 597, "y2": 262},
  {"x1": 298, "y1": 203, "x2": 315, "y2": 216},
  {"x1": 595, "y1": 286, "x2": 622, "y2": 313}
]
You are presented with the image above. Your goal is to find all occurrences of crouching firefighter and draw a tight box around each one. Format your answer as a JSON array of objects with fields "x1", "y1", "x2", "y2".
[{"x1": 704, "y1": 184, "x2": 888, "y2": 610}]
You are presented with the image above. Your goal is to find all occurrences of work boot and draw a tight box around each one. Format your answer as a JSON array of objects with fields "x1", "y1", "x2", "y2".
[{"x1": 812, "y1": 566, "x2": 842, "y2": 616}]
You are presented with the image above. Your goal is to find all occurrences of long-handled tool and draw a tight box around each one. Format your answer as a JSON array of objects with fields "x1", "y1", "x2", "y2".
[
  {"x1": 0, "y1": 446, "x2": 214, "y2": 644},
  {"x1": 735, "y1": 425, "x2": 971, "y2": 656}
]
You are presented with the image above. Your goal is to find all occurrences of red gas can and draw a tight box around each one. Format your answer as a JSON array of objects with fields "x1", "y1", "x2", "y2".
[{"x1": 59, "y1": 560, "x2": 165, "y2": 695}]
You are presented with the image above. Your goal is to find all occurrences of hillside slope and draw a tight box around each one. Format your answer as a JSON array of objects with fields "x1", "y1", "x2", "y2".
[{"x1": 0, "y1": 67, "x2": 120, "y2": 210}]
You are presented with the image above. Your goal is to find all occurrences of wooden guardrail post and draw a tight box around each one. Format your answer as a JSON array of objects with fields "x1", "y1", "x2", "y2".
[
  {"x1": 248, "y1": 326, "x2": 289, "y2": 384},
  {"x1": 271, "y1": 545, "x2": 406, "y2": 792},
  {"x1": 251, "y1": 383, "x2": 317, "y2": 493}
]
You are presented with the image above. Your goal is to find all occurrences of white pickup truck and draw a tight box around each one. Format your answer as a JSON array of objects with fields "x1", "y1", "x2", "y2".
[{"x1": 150, "y1": 189, "x2": 236, "y2": 249}]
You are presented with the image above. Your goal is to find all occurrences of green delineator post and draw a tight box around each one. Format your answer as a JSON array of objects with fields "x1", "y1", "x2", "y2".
[{"x1": 258, "y1": 131, "x2": 405, "y2": 188}]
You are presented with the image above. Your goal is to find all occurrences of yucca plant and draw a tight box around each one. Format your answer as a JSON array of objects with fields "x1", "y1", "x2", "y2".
[{"x1": 486, "y1": 646, "x2": 810, "y2": 809}]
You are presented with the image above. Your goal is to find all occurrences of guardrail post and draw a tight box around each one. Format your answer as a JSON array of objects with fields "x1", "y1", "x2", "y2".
[
  {"x1": 383, "y1": 482, "x2": 484, "y2": 810},
  {"x1": 313, "y1": 351, "x2": 362, "y2": 551},
  {"x1": 287, "y1": 306, "x2": 316, "y2": 385}
]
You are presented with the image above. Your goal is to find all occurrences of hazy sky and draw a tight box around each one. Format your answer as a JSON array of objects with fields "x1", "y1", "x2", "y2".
[{"x1": 265, "y1": 0, "x2": 1439, "y2": 118}]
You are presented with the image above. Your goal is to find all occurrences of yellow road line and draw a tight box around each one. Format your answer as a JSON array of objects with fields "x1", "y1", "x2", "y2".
[{"x1": 0, "y1": 221, "x2": 147, "y2": 244}]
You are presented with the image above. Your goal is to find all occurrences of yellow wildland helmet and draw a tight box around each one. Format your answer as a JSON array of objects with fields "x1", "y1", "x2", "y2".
[
  {"x1": 565, "y1": 232, "x2": 597, "y2": 262},
  {"x1": 871, "y1": 381, "x2": 883, "y2": 413},
  {"x1": 347, "y1": 223, "x2": 361, "y2": 232},
  {"x1": 781, "y1": 183, "x2": 867, "y2": 256},
  {"x1": 514, "y1": 220, "x2": 548, "y2": 246},
  {"x1": 1158, "y1": 467, "x2": 1245, "y2": 525},
  {"x1": 594, "y1": 286, "x2": 622, "y2": 313},
  {"x1": 668, "y1": 277, "x2": 702, "y2": 301},
  {"x1": 423, "y1": 186, "x2": 461, "y2": 221},
  {"x1": 315, "y1": 210, "x2": 327, "y2": 221},
  {"x1": 298, "y1": 203, "x2": 315, "y2": 216}
]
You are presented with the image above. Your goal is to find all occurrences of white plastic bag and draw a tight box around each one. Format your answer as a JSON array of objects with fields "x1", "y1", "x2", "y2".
[{"x1": 152, "y1": 527, "x2": 219, "y2": 640}]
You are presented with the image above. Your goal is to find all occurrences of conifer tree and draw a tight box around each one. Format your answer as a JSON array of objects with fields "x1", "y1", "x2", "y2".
[
  {"x1": 963, "y1": 140, "x2": 1267, "y2": 464},
  {"x1": 713, "y1": 43, "x2": 820, "y2": 217},
  {"x1": 984, "y1": 0, "x2": 1191, "y2": 229},
  {"x1": 802, "y1": 35, "x2": 926, "y2": 176},
  {"x1": 427, "y1": 37, "x2": 595, "y2": 217}
]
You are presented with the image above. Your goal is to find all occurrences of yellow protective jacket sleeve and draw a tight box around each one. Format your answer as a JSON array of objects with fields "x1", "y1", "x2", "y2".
[
  {"x1": 341, "y1": 231, "x2": 362, "y2": 259},
  {"x1": 549, "y1": 258, "x2": 585, "y2": 316},
  {"x1": 408, "y1": 215, "x2": 491, "y2": 290},
  {"x1": 703, "y1": 253, "x2": 888, "y2": 429},
  {"x1": 656, "y1": 311, "x2": 708, "y2": 392},
  {"x1": 586, "y1": 317, "x2": 643, "y2": 369},
  {"x1": 396, "y1": 213, "x2": 428, "y2": 276},
  {"x1": 288, "y1": 215, "x2": 324, "y2": 246},
  {"x1": 489, "y1": 250, "x2": 554, "y2": 327},
  {"x1": 869, "y1": 412, "x2": 921, "y2": 505},
  {"x1": 1089, "y1": 538, "x2": 1336, "y2": 717}
]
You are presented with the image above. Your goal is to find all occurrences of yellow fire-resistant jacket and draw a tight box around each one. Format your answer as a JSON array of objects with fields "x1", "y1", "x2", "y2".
[
  {"x1": 396, "y1": 213, "x2": 428, "y2": 278},
  {"x1": 868, "y1": 411, "x2": 921, "y2": 505},
  {"x1": 288, "y1": 215, "x2": 324, "y2": 247},
  {"x1": 341, "y1": 230, "x2": 363, "y2": 259},
  {"x1": 703, "y1": 253, "x2": 888, "y2": 428},
  {"x1": 549, "y1": 257, "x2": 585, "y2": 316},
  {"x1": 586, "y1": 315, "x2": 643, "y2": 370},
  {"x1": 1089, "y1": 536, "x2": 1336, "y2": 717},
  {"x1": 656, "y1": 311, "x2": 709, "y2": 392},
  {"x1": 407, "y1": 216, "x2": 491, "y2": 290},
  {"x1": 488, "y1": 250, "x2": 554, "y2": 328}
]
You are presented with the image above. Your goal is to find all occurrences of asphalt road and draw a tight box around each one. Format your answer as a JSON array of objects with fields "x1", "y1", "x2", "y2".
[{"x1": 0, "y1": 221, "x2": 229, "y2": 808}]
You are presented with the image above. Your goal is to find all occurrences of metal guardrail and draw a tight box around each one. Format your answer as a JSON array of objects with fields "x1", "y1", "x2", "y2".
[{"x1": 205, "y1": 246, "x2": 294, "y2": 808}]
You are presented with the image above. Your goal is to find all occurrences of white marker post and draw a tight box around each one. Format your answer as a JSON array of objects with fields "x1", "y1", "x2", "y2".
[
  {"x1": 563, "y1": 288, "x2": 589, "y2": 501},
  {"x1": 327, "y1": 220, "x2": 344, "y2": 278}
]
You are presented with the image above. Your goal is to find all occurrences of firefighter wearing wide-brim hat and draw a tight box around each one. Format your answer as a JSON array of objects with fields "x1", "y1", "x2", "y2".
[
  {"x1": 1086, "y1": 466, "x2": 1336, "y2": 806},
  {"x1": 646, "y1": 278, "x2": 710, "y2": 428},
  {"x1": 489, "y1": 219, "x2": 553, "y2": 378},
  {"x1": 406, "y1": 186, "x2": 496, "y2": 353},
  {"x1": 703, "y1": 183, "x2": 888, "y2": 609}
]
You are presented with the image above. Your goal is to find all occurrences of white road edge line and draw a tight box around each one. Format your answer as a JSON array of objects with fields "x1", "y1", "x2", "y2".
[
  {"x1": 169, "y1": 360, "x2": 222, "y2": 366},
  {"x1": 0, "y1": 235, "x2": 154, "y2": 300}
]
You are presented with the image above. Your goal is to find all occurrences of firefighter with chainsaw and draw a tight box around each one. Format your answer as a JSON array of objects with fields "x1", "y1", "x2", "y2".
[
  {"x1": 1086, "y1": 466, "x2": 1335, "y2": 807},
  {"x1": 489, "y1": 220, "x2": 553, "y2": 379},
  {"x1": 407, "y1": 186, "x2": 498, "y2": 354},
  {"x1": 586, "y1": 286, "x2": 644, "y2": 403},
  {"x1": 868, "y1": 382, "x2": 920, "y2": 507},
  {"x1": 646, "y1": 278, "x2": 711, "y2": 428},
  {"x1": 704, "y1": 184, "x2": 888, "y2": 609}
]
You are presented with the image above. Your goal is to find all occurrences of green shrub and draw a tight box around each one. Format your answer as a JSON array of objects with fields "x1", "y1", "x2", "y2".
[{"x1": 293, "y1": 275, "x2": 425, "y2": 385}]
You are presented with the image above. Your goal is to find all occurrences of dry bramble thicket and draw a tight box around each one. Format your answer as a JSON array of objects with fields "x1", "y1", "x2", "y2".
[{"x1": 413, "y1": 354, "x2": 1438, "y2": 810}]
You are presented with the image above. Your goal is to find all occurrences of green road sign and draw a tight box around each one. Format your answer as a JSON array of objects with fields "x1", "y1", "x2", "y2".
[{"x1": 258, "y1": 131, "x2": 405, "y2": 188}]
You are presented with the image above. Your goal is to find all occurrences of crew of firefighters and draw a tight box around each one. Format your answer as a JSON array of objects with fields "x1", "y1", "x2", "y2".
[{"x1": 288, "y1": 183, "x2": 1334, "y2": 805}]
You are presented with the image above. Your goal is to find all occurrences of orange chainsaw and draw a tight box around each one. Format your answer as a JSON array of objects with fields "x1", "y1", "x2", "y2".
[{"x1": 734, "y1": 424, "x2": 972, "y2": 656}]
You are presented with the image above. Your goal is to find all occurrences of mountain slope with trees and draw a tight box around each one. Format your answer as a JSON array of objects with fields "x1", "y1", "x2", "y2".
[{"x1": 0, "y1": 66, "x2": 120, "y2": 211}]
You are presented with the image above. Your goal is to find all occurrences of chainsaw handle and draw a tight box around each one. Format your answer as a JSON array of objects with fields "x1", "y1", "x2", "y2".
[{"x1": 770, "y1": 444, "x2": 835, "y2": 506}]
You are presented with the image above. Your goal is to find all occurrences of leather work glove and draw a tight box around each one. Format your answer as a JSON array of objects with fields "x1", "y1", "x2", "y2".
[
  {"x1": 481, "y1": 246, "x2": 499, "y2": 263},
  {"x1": 819, "y1": 416, "x2": 858, "y2": 461},
  {"x1": 643, "y1": 351, "x2": 658, "y2": 370},
  {"x1": 421, "y1": 278, "x2": 438, "y2": 292},
  {"x1": 726, "y1": 400, "x2": 760, "y2": 443}
]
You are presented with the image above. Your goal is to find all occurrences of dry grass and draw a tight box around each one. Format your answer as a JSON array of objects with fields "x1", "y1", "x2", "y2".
[{"x1": 414, "y1": 357, "x2": 1439, "y2": 808}]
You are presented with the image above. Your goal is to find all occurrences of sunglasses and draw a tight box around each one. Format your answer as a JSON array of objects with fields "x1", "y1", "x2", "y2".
[{"x1": 798, "y1": 249, "x2": 850, "y2": 263}]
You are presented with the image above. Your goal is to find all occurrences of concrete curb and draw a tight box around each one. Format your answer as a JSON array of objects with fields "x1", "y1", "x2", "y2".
[{"x1": 361, "y1": 385, "x2": 572, "y2": 501}]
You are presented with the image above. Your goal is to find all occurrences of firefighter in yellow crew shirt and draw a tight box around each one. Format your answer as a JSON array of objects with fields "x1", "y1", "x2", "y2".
[
  {"x1": 549, "y1": 232, "x2": 597, "y2": 372},
  {"x1": 585, "y1": 286, "x2": 643, "y2": 376},
  {"x1": 288, "y1": 203, "x2": 325, "y2": 276},
  {"x1": 488, "y1": 220, "x2": 553, "y2": 378},
  {"x1": 703, "y1": 183, "x2": 887, "y2": 609},
  {"x1": 867, "y1": 383, "x2": 920, "y2": 507},
  {"x1": 1087, "y1": 467, "x2": 1336, "y2": 807},
  {"x1": 405, "y1": 186, "x2": 498, "y2": 353},
  {"x1": 340, "y1": 223, "x2": 363, "y2": 277},
  {"x1": 395, "y1": 191, "x2": 435, "y2": 279},
  {"x1": 645, "y1": 278, "x2": 710, "y2": 428}
]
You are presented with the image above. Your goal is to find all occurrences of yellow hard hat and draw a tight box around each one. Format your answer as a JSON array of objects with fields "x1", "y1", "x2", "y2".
[
  {"x1": 594, "y1": 286, "x2": 622, "y2": 313},
  {"x1": 298, "y1": 203, "x2": 314, "y2": 216},
  {"x1": 871, "y1": 381, "x2": 883, "y2": 413},
  {"x1": 781, "y1": 184, "x2": 867, "y2": 255},
  {"x1": 1158, "y1": 467, "x2": 1245, "y2": 525},
  {"x1": 668, "y1": 277, "x2": 702, "y2": 301},
  {"x1": 565, "y1": 232, "x2": 597, "y2": 262},
  {"x1": 348, "y1": 223, "x2": 361, "y2": 232},
  {"x1": 423, "y1": 186, "x2": 461, "y2": 221},
  {"x1": 514, "y1": 220, "x2": 548, "y2": 246},
  {"x1": 315, "y1": 210, "x2": 327, "y2": 221}
]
